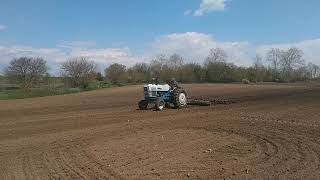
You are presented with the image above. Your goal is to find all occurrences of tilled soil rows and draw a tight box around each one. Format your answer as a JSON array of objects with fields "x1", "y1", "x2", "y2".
[{"x1": 0, "y1": 84, "x2": 319, "y2": 179}]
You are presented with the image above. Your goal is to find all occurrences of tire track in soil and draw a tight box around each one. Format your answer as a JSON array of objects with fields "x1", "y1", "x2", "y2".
[
  {"x1": 211, "y1": 128, "x2": 320, "y2": 179},
  {"x1": 17, "y1": 142, "x2": 125, "y2": 180}
]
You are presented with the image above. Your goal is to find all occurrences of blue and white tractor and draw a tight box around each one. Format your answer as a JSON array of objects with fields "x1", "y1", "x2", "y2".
[{"x1": 138, "y1": 80, "x2": 188, "y2": 111}]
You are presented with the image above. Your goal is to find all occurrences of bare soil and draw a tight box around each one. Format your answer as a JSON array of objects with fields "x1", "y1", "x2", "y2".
[{"x1": 0, "y1": 83, "x2": 319, "y2": 180}]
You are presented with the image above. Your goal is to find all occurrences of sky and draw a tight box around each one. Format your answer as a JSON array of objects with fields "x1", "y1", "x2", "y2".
[{"x1": 1, "y1": 0, "x2": 320, "y2": 74}]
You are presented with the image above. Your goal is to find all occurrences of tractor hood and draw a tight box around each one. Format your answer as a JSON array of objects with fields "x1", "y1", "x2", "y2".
[{"x1": 144, "y1": 84, "x2": 170, "y2": 92}]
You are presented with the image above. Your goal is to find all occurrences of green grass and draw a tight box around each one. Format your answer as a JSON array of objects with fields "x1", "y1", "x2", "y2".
[
  {"x1": 0, "y1": 88, "x2": 79, "y2": 100},
  {"x1": 0, "y1": 82, "x2": 114, "y2": 100}
]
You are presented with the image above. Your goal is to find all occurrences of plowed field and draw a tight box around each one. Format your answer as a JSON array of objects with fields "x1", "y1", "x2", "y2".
[{"x1": 0, "y1": 84, "x2": 320, "y2": 179}]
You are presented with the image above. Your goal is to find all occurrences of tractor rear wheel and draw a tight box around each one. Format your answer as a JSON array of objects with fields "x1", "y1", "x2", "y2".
[
  {"x1": 138, "y1": 100, "x2": 148, "y2": 110},
  {"x1": 173, "y1": 88, "x2": 188, "y2": 108},
  {"x1": 155, "y1": 98, "x2": 165, "y2": 111}
]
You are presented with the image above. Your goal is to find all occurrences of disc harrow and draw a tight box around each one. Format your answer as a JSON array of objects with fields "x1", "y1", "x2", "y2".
[{"x1": 187, "y1": 97, "x2": 235, "y2": 106}]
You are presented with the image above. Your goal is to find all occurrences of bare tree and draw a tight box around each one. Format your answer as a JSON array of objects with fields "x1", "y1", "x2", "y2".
[
  {"x1": 149, "y1": 59, "x2": 163, "y2": 80},
  {"x1": 315, "y1": 65, "x2": 320, "y2": 78},
  {"x1": 307, "y1": 62, "x2": 320, "y2": 79},
  {"x1": 279, "y1": 47, "x2": 305, "y2": 81},
  {"x1": 149, "y1": 54, "x2": 170, "y2": 81},
  {"x1": 61, "y1": 57, "x2": 97, "y2": 88},
  {"x1": 95, "y1": 72, "x2": 104, "y2": 81},
  {"x1": 127, "y1": 63, "x2": 150, "y2": 83},
  {"x1": 205, "y1": 47, "x2": 228, "y2": 64},
  {"x1": 5, "y1": 57, "x2": 48, "y2": 89},
  {"x1": 168, "y1": 54, "x2": 184, "y2": 69},
  {"x1": 253, "y1": 54, "x2": 265, "y2": 82},
  {"x1": 104, "y1": 63, "x2": 127, "y2": 84},
  {"x1": 266, "y1": 48, "x2": 281, "y2": 80},
  {"x1": 253, "y1": 54, "x2": 263, "y2": 68},
  {"x1": 163, "y1": 53, "x2": 185, "y2": 81}
]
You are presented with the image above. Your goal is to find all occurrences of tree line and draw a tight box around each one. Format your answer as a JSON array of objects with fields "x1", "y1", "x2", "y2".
[{"x1": 3, "y1": 47, "x2": 320, "y2": 90}]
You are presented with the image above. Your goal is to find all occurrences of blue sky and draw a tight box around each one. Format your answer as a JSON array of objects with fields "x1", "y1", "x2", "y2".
[{"x1": 1, "y1": 0, "x2": 320, "y2": 73}]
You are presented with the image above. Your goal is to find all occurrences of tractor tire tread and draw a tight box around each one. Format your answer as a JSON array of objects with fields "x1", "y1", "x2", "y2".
[{"x1": 173, "y1": 88, "x2": 187, "y2": 109}]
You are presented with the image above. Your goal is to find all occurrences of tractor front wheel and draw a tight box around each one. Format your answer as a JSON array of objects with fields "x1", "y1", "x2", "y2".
[
  {"x1": 155, "y1": 98, "x2": 165, "y2": 111},
  {"x1": 138, "y1": 100, "x2": 148, "y2": 110}
]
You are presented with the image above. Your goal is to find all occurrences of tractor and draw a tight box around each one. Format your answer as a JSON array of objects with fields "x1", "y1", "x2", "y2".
[{"x1": 138, "y1": 79, "x2": 188, "y2": 111}]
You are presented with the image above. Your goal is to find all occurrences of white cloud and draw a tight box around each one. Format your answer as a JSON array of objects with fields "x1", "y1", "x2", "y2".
[
  {"x1": 0, "y1": 43, "x2": 142, "y2": 75},
  {"x1": 0, "y1": 45, "x2": 66, "y2": 64},
  {"x1": 69, "y1": 47, "x2": 140, "y2": 66},
  {"x1": 152, "y1": 32, "x2": 251, "y2": 66},
  {"x1": 256, "y1": 39, "x2": 320, "y2": 65},
  {"x1": 0, "y1": 25, "x2": 8, "y2": 31},
  {"x1": 151, "y1": 32, "x2": 320, "y2": 66},
  {"x1": 57, "y1": 40, "x2": 97, "y2": 48},
  {"x1": 1, "y1": 34, "x2": 320, "y2": 75},
  {"x1": 192, "y1": 0, "x2": 229, "y2": 16}
]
